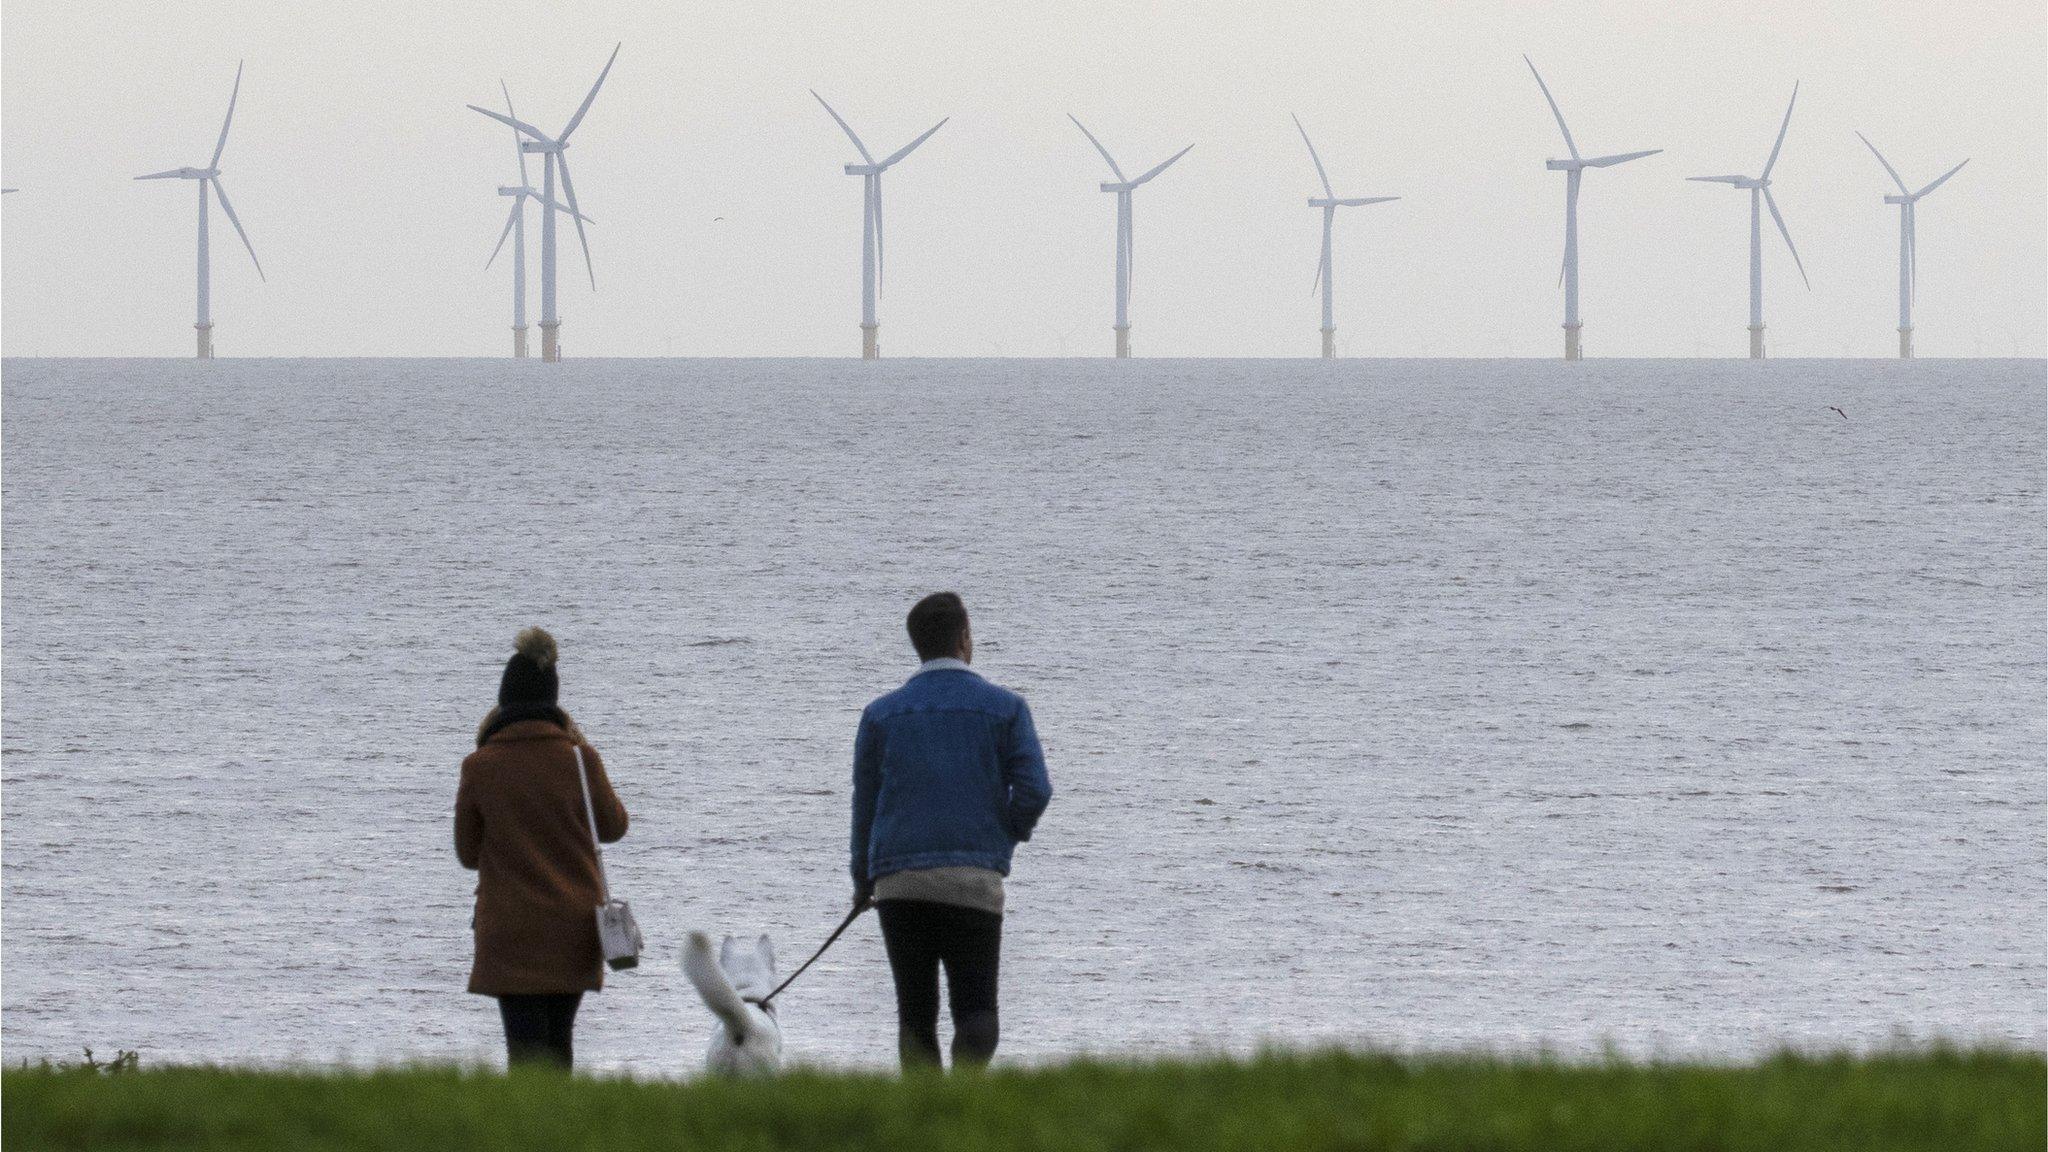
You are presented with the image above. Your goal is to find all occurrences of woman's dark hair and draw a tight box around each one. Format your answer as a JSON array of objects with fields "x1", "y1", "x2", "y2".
[{"x1": 906, "y1": 592, "x2": 970, "y2": 661}]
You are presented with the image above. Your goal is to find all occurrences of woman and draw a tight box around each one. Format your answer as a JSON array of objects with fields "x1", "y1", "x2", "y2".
[{"x1": 454, "y1": 626, "x2": 628, "y2": 1069}]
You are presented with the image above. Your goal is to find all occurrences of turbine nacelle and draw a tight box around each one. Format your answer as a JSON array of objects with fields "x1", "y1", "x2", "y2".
[
  {"x1": 519, "y1": 139, "x2": 562, "y2": 154},
  {"x1": 1883, "y1": 193, "x2": 1910, "y2": 205},
  {"x1": 845, "y1": 163, "x2": 884, "y2": 176}
]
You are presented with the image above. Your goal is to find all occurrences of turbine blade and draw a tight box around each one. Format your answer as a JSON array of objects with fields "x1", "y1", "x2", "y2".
[
  {"x1": 469, "y1": 105, "x2": 555, "y2": 147},
  {"x1": 1687, "y1": 175, "x2": 1747, "y2": 184},
  {"x1": 210, "y1": 177, "x2": 264, "y2": 281},
  {"x1": 1130, "y1": 143, "x2": 1194, "y2": 187},
  {"x1": 1763, "y1": 186, "x2": 1807, "y2": 290},
  {"x1": 1581, "y1": 149, "x2": 1660, "y2": 168},
  {"x1": 556, "y1": 155, "x2": 596, "y2": 290},
  {"x1": 134, "y1": 169, "x2": 188, "y2": 180},
  {"x1": 1292, "y1": 113, "x2": 1334, "y2": 199},
  {"x1": 542, "y1": 196, "x2": 593, "y2": 224},
  {"x1": 1313, "y1": 245, "x2": 1326, "y2": 296},
  {"x1": 1523, "y1": 55, "x2": 1580, "y2": 161},
  {"x1": 880, "y1": 117, "x2": 947, "y2": 168},
  {"x1": 1067, "y1": 115, "x2": 1127, "y2": 182},
  {"x1": 810, "y1": 91, "x2": 874, "y2": 164},
  {"x1": 503, "y1": 80, "x2": 529, "y2": 186},
  {"x1": 559, "y1": 42, "x2": 621, "y2": 143},
  {"x1": 1914, "y1": 158, "x2": 1969, "y2": 199},
  {"x1": 210, "y1": 61, "x2": 244, "y2": 170},
  {"x1": 1336, "y1": 196, "x2": 1400, "y2": 207},
  {"x1": 486, "y1": 200, "x2": 520, "y2": 270},
  {"x1": 1855, "y1": 131, "x2": 1910, "y2": 195},
  {"x1": 1762, "y1": 81, "x2": 1798, "y2": 179}
]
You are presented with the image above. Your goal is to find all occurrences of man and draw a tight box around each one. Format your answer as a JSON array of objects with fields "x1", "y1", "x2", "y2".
[{"x1": 851, "y1": 592, "x2": 1053, "y2": 1070}]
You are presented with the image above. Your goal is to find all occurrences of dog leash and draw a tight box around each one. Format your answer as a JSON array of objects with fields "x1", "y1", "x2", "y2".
[{"x1": 757, "y1": 899, "x2": 870, "y2": 1008}]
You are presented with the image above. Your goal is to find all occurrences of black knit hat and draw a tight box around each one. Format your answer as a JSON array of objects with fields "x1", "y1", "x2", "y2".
[{"x1": 498, "y1": 626, "x2": 560, "y2": 705}]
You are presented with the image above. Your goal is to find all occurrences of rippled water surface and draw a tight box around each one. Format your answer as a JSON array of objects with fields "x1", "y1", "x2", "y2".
[{"x1": 4, "y1": 357, "x2": 2043, "y2": 1074}]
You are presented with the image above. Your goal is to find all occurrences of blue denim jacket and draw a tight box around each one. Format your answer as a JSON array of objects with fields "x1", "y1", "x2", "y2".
[{"x1": 851, "y1": 659, "x2": 1052, "y2": 883}]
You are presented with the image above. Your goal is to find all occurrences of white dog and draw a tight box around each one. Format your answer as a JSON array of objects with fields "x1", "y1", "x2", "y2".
[{"x1": 681, "y1": 931, "x2": 784, "y2": 1075}]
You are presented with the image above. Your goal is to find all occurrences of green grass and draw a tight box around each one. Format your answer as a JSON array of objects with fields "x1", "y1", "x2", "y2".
[{"x1": 5, "y1": 1048, "x2": 2041, "y2": 1151}]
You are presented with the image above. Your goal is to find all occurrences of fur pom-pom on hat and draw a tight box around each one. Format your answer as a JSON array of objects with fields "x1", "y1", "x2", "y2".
[
  {"x1": 499, "y1": 626, "x2": 561, "y2": 706},
  {"x1": 514, "y1": 626, "x2": 558, "y2": 670}
]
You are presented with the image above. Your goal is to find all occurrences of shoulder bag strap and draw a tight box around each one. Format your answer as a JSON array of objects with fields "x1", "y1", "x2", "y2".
[{"x1": 573, "y1": 745, "x2": 612, "y2": 903}]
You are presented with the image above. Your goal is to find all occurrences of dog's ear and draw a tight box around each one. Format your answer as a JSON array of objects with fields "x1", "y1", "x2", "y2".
[{"x1": 756, "y1": 934, "x2": 775, "y2": 973}]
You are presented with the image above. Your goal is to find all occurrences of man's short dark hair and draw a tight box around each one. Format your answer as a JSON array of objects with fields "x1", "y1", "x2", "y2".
[{"x1": 906, "y1": 592, "x2": 970, "y2": 661}]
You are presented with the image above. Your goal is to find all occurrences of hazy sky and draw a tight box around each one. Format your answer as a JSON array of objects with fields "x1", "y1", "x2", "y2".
[{"x1": 3, "y1": 0, "x2": 2043, "y2": 358}]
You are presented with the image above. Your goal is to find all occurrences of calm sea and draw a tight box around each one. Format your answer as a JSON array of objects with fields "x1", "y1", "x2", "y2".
[{"x1": 3, "y1": 357, "x2": 2042, "y2": 1074}]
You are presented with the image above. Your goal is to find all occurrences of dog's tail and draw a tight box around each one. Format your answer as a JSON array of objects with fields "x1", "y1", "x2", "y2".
[{"x1": 682, "y1": 931, "x2": 755, "y2": 1039}]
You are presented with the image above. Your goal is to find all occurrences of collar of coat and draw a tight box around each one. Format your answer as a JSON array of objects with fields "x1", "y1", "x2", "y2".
[
  {"x1": 475, "y1": 702, "x2": 581, "y2": 747},
  {"x1": 913, "y1": 657, "x2": 979, "y2": 680}
]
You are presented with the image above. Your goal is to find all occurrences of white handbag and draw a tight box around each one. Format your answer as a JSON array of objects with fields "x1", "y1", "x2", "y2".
[{"x1": 574, "y1": 745, "x2": 643, "y2": 971}]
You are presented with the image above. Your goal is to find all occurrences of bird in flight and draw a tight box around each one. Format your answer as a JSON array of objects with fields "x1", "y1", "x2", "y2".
[{"x1": 1827, "y1": 406, "x2": 1847, "y2": 420}]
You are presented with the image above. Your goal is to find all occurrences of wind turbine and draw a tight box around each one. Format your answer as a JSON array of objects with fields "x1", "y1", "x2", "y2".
[
  {"x1": 1855, "y1": 133, "x2": 1967, "y2": 359},
  {"x1": 1291, "y1": 114, "x2": 1398, "y2": 359},
  {"x1": 468, "y1": 43, "x2": 620, "y2": 362},
  {"x1": 810, "y1": 91, "x2": 948, "y2": 359},
  {"x1": 1069, "y1": 115, "x2": 1193, "y2": 358},
  {"x1": 1688, "y1": 83, "x2": 1809, "y2": 360},
  {"x1": 1524, "y1": 56, "x2": 1660, "y2": 361},
  {"x1": 483, "y1": 81, "x2": 591, "y2": 358},
  {"x1": 135, "y1": 62, "x2": 263, "y2": 359}
]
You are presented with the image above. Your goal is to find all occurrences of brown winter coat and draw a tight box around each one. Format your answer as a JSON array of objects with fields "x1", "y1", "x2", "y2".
[{"x1": 455, "y1": 717, "x2": 628, "y2": 995}]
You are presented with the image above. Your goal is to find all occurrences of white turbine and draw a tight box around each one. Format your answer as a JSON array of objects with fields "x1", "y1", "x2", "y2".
[
  {"x1": 1688, "y1": 83, "x2": 1809, "y2": 360},
  {"x1": 1292, "y1": 114, "x2": 1398, "y2": 359},
  {"x1": 135, "y1": 61, "x2": 264, "y2": 360},
  {"x1": 483, "y1": 81, "x2": 591, "y2": 359},
  {"x1": 1070, "y1": 116, "x2": 1193, "y2": 358},
  {"x1": 811, "y1": 91, "x2": 947, "y2": 359},
  {"x1": 468, "y1": 43, "x2": 620, "y2": 362},
  {"x1": 1525, "y1": 56, "x2": 1661, "y2": 361},
  {"x1": 1855, "y1": 132, "x2": 1968, "y2": 359}
]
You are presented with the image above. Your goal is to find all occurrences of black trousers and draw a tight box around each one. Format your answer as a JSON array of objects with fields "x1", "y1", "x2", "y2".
[
  {"x1": 876, "y1": 899, "x2": 1003, "y2": 1070},
  {"x1": 496, "y1": 992, "x2": 583, "y2": 1069}
]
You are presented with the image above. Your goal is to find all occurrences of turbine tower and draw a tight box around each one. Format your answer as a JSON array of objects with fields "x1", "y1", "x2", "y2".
[
  {"x1": 1069, "y1": 116, "x2": 1193, "y2": 358},
  {"x1": 483, "y1": 82, "x2": 591, "y2": 358},
  {"x1": 1688, "y1": 83, "x2": 1809, "y2": 360},
  {"x1": 1292, "y1": 114, "x2": 1398, "y2": 359},
  {"x1": 1855, "y1": 133, "x2": 1968, "y2": 359},
  {"x1": 810, "y1": 91, "x2": 948, "y2": 359},
  {"x1": 1524, "y1": 56, "x2": 1660, "y2": 361},
  {"x1": 135, "y1": 62, "x2": 264, "y2": 359},
  {"x1": 469, "y1": 43, "x2": 620, "y2": 362}
]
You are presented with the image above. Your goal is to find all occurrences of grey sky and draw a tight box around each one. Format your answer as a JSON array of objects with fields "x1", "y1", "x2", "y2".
[{"x1": 3, "y1": 0, "x2": 2042, "y2": 357}]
